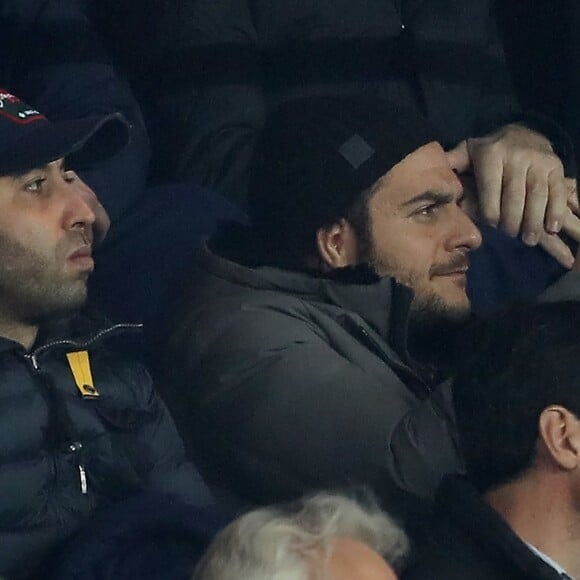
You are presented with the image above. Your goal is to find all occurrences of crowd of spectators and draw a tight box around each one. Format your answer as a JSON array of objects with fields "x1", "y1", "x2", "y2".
[{"x1": 1, "y1": 1, "x2": 580, "y2": 579}]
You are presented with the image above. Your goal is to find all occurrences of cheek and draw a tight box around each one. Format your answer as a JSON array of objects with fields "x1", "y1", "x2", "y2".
[{"x1": 372, "y1": 223, "x2": 437, "y2": 274}]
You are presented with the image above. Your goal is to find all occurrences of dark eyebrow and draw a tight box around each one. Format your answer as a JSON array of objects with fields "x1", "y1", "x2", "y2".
[
  {"x1": 400, "y1": 191, "x2": 459, "y2": 208},
  {"x1": 7, "y1": 164, "x2": 51, "y2": 181}
]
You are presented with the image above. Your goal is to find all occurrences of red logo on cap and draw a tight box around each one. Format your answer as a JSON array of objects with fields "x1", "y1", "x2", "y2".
[{"x1": 0, "y1": 91, "x2": 46, "y2": 124}]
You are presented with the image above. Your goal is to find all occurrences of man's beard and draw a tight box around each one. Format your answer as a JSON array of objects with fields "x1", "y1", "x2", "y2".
[
  {"x1": 0, "y1": 231, "x2": 88, "y2": 325},
  {"x1": 407, "y1": 293, "x2": 472, "y2": 378},
  {"x1": 360, "y1": 238, "x2": 473, "y2": 375}
]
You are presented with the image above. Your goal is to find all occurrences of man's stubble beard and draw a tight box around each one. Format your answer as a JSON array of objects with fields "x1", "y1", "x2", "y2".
[
  {"x1": 0, "y1": 231, "x2": 88, "y2": 325},
  {"x1": 406, "y1": 293, "x2": 472, "y2": 376},
  {"x1": 367, "y1": 247, "x2": 472, "y2": 375}
]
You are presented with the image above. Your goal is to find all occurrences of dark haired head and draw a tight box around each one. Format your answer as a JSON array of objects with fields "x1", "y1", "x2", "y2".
[
  {"x1": 452, "y1": 301, "x2": 580, "y2": 492},
  {"x1": 247, "y1": 96, "x2": 436, "y2": 269}
]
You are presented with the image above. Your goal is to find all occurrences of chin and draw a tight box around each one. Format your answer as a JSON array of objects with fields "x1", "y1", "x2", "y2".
[
  {"x1": 411, "y1": 290, "x2": 471, "y2": 323},
  {"x1": 444, "y1": 294, "x2": 471, "y2": 313},
  {"x1": 54, "y1": 282, "x2": 88, "y2": 313}
]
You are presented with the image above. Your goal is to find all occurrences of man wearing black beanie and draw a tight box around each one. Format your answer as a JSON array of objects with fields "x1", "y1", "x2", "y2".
[{"x1": 160, "y1": 96, "x2": 580, "y2": 520}]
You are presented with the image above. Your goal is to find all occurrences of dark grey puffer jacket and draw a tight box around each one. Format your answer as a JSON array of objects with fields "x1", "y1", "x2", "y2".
[
  {"x1": 0, "y1": 316, "x2": 212, "y2": 580},
  {"x1": 162, "y1": 233, "x2": 580, "y2": 517},
  {"x1": 162, "y1": 238, "x2": 462, "y2": 519}
]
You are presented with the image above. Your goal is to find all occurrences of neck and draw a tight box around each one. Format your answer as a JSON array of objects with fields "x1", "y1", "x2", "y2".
[
  {"x1": 0, "y1": 311, "x2": 38, "y2": 350},
  {"x1": 485, "y1": 474, "x2": 580, "y2": 578}
]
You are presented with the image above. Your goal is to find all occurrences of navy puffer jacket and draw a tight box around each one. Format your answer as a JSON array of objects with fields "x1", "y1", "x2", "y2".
[{"x1": 0, "y1": 315, "x2": 212, "y2": 579}]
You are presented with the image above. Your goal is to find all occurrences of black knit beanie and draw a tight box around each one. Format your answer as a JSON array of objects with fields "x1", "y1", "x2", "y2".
[{"x1": 248, "y1": 96, "x2": 438, "y2": 245}]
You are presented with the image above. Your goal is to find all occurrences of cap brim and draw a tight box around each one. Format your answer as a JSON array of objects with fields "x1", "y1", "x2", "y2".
[{"x1": 0, "y1": 112, "x2": 130, "y2": 175}]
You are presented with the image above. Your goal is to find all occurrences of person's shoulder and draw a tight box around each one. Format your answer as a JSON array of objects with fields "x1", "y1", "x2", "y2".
[{"x1": 402, "y1": 526, "x2": 499, "y2": 580}]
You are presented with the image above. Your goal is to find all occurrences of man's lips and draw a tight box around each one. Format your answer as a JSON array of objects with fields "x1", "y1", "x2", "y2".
[
  {"x1": 436, "y1": 268, "x2": 468, "y2": 276},
  {"x1": 429, "y1": 255, "x2": 470, "y2": 278},
  {"x1": 67, "y1": 246, "x2": 94, "y2": 270}
]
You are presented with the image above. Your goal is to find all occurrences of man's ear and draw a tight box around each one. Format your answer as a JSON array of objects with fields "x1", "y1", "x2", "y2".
[
  {"x1": 538, "y1": 406, "x2": 580, "y2": 471},
  {"x1": 316, "y1": 219, "x2": 359, "y2": 270}
]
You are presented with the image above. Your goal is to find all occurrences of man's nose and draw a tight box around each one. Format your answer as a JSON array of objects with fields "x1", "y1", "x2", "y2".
[
  {"x1": 73, "y1": 177, "x2": 110, "y2": 245},
  {"x1": 447, "y1": 206, "x2": 483, "y2": 252},
  {"x1": 62, "y1": 180, "x2": 97, "y2": 237}
]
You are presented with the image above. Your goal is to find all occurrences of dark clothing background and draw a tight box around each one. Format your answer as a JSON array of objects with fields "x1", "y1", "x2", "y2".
[
  {"x1": 0, "y1": 0, "x2": 150, "y2": 224},
  {"x1": 47, "y1": 493, "x2": 228, "y2": 580},
  {"x1": 145, "y1": 0, "x2": 520, "y2": 203},
  {"x1": 89, "y1": 181, "x2": 247, "y2": 327},
  {"x1": 403, "y1": 475, "x2": 569, "y2": 580},
  {"x1": 498, "y1": 1, "x2": 580, "y2": 169}
]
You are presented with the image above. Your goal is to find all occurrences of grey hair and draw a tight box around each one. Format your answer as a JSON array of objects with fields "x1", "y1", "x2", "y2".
[{"x1": 192, "y1": 493, "x2": 409, "y2": 580}]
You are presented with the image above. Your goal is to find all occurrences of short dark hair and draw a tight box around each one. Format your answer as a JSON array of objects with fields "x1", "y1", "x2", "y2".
[
  {"x1": 251, "y1": 182, "x2": 375, "y2": 269},
  {"x1": 452, "y1": 302, "x2": 580, "y2": 492}
]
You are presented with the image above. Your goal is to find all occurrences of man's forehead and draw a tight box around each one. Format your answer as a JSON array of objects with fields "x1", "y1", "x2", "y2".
[
  {"x1": 4, "y1": 157, "x2": 66, "y2": 180},
  {"x1": 389, "y1": 141, "x2": 449, "y2": 174},
  {"x1": 370, "y1": 142, "x2": 460, "y2": 203}
]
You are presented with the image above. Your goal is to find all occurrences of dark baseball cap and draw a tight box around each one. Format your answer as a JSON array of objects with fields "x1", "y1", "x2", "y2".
[
  {"x1": 0, "y1": 90, "x2": 130, "y2": 175},
  {"x1": 248, "y1": 96, "x2": 438, "y2": 240}
]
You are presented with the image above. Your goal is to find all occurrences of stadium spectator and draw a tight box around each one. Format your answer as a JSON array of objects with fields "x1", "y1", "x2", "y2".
[
  {"x1": 404, "y1": 302, "x2": 580, "y2": 579},
  {"x1": 159, "y1": 96, "x2": 580, "y2": 519},
  {"x1": 0, "y1": 91, "x2": 212, "y2": 579},
  {"x1": 193, "y1": 493, "x2": 408, "y2": 580}
]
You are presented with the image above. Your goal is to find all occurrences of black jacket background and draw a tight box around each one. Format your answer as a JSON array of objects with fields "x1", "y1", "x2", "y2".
[
  {"x1": 147, "y1": 0, "x2": 520, "y2": 203},
  {"x1": 403, "y1": 475, "x2": 570, "y2": 580}
]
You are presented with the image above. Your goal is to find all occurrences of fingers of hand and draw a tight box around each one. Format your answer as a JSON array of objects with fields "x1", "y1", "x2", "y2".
[
  {"x1": 543, "y1": 208, "x2": 580, "y2": 270},
  {"x1": 499, "y1": 154, "x2": 565, "y2": 242},
  {"x1": 566, "y1": 177, "x2": 579, "y2": 214},
  {"x1": 561, "y1": 207, "x2": 580, "y2": 242},
  {"x1": 543, "y1": 170, "x2": 568, "y2": 234},
  {"x1": 469, "y1": 133, "x2": 567, "y2": 242},
  {"x1": 499, "y1": 162, "x2": 528, "y2": 238},
  {"x1": 520, "y1": 167, "x2": 565, "y2": 245},
  {"x1": 445, "y1": 140, "x2": 471, "y2": 173},
  {"x1": 538, "y1": 231, "x2": 574, "y2": 269},
  {"x1": 469, "y1": 140, "x2": 503, "y2": 227}
]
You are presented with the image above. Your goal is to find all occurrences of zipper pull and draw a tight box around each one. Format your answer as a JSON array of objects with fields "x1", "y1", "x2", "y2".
[
  {"x1": 28, "y1": 353, "x2": 40, "y2": 372},
  {"x1": 78, "y1": 464, "x2": 88, "y2": 495}
]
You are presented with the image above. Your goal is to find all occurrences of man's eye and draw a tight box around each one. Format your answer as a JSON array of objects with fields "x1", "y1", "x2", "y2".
[
  {"x1": 24, "y1": 178, "x2": 46, "y2": 193},
  {"x1": 63, "y1": 170, "x2": 77, "y2": 184},
  {"x1": 415, "y1": 204, "x2": 438, "y2": 217}
]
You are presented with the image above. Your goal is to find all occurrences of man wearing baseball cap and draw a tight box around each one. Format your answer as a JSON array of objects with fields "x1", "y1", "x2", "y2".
[
  {"x1": 160, "y1": 96, "x2": 580, "y2": 520},
  {"x1": 0, "y1": 91, "x2": 213, "y2": 579}
]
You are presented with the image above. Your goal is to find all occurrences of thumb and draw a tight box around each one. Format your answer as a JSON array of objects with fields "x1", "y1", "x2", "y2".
[{"x1": 445, "y1": 140, "x2": 471, "y2": 173}]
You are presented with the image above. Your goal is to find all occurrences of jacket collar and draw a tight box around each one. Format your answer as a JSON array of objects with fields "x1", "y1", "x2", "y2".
[
  {"x1": 436, "y1": 475, "x2": 568, "y2": 580},
  {"x1": 199, "y1": 229, "x2": 414, "y2": 349},
  {"x1": 0, "y1": 312, "x2": 141, "y2": 355}
]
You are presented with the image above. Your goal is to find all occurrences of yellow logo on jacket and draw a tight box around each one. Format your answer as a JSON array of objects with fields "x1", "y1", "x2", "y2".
[{"x1": 66, "y1": 350, "x2": 100, "y2": 398}]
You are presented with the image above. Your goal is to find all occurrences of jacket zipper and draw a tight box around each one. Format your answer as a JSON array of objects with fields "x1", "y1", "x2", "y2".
[
  {"x1": 27, "y1": 353, "x2": 60, "y2": 488},
  {"x1": 351, "y1": 323, "x2": 433, "y2": 397},
  {"x1": 27, "y1": 322, "x2": 143, "y2": 362},
  {"x1": 25, "y1": 323, "x2": 143, "y2": 496}
]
